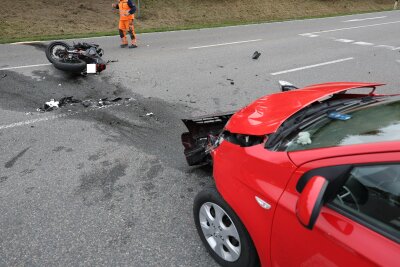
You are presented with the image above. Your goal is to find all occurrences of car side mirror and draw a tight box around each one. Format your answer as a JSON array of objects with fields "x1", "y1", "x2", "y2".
[{"x1": 296, "y1": 175, "x2": 329, "y2": 230}]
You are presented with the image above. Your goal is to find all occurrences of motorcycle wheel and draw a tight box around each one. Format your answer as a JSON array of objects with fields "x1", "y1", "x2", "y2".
[
  {"x1": 52, "y1": 58, "x2": 87, "y2": 73},
  {"x1": 45, "y1": 41, "x2": 71, "y2": 64}
]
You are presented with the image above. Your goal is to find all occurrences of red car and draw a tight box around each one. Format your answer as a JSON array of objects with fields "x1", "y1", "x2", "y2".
[{"x1": 181, "y1": 82, "x2": 400, "y2": 267}]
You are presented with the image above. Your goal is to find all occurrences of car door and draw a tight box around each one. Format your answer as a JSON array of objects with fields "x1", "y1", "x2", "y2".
[{"x1": 270, "y1": 152, "x2": 399, "y2": 267}]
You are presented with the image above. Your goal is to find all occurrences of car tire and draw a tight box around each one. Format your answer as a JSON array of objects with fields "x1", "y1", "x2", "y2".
[{"x1": 193, "y1": 186, "x2": 260, "y2": 267}]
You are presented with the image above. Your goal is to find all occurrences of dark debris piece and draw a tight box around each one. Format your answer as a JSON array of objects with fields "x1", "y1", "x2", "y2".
[
  {"x1": 59, "y1": 96, "x2": 82, "y2": 107},
  {"x1": 1, "y1": 74, "x2": 7, "y2": 79},
  {"x1": 106, "y1": 59, "x2": 119, "y2": 64},
  {"x1": 252, "y1": 51, "x2": 261, "y2": 60}
]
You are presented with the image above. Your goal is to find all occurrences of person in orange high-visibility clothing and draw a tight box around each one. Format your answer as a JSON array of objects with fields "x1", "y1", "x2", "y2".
[{"x1": 112, "y1": 0, "x2": 137, "y2": 48}]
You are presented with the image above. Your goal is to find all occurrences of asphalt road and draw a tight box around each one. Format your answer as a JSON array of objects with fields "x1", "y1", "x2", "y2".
[{"x1": 0, "y1": 10, "x2": 399, "y2": 267}]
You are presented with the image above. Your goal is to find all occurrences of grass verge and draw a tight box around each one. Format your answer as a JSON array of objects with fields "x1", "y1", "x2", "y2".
[{"x1": 0, "y1": 0, "x2": 395, "y2": 44}]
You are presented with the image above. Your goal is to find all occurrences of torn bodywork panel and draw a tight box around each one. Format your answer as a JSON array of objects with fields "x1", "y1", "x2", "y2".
[
  {"x1": 181, "y1": 112, "x2": 233, "y2": 166},
  {"x1": 226, "y1": 82, "x2": 384, "y2": 136}
]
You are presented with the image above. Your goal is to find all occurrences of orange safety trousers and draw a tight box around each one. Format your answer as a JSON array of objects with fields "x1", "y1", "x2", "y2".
[{"x1": 119, "y1": 20, "x2": 136, "y2": 45}]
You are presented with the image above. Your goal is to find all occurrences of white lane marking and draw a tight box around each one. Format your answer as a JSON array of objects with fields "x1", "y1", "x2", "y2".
[
  {"x1": 299, "y1": 33, "x2": 319, "y2": 38},
  {"x1": 0, "y1": 63, "x2": 51, "y2": 71},
  {"x1": 0, "y1": 103, "x2": 127, "y2": 131},
  {"x1": 375, "y1": 45, "x2": 398, "y2": 50},
  {"x1": 188, "y1": 39, "x2": 262, "y2": 49},
  {"x1": 353, "y1": 41, "x2": 374, "y2": 46},
  {"x1": 270, "y1": 57, "x2": 354, "y2": 76},
  {"x1": 335, "y1": 39, "x2": 354, "y2": 43},
  {"x1": 343, "y1": 16, "x2": 387, "y2": 22},
  {"x1": 301, "y1": 20, "x2": 400, "y2": 35}
]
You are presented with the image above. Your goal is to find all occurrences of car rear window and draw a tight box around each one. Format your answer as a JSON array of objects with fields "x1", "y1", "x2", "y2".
[{"x1": 283, "y1": 98, "x2": 400, "y2": 151}]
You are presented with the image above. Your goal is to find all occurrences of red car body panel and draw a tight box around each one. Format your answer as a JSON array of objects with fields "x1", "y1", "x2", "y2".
[
  {"x1": 271, "y1": 151, "x2": 400, "y2": 267},
  {"x1": 207, "y1": 83, "x2": 399, "y2": 267},
  {"x1": 213, "y1": 141, "x2": 400, "y2": 266},
  {"x1": 225, "y1": 82, "x2": 384, "y2": 135},
  {"x1": 212, "y1": 142, "x2": 297, "y2": 266}
]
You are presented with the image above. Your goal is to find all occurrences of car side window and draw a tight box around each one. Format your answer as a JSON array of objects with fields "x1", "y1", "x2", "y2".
[{"x1": 330, "y1": 164, "x2": 400, "y2": 242}]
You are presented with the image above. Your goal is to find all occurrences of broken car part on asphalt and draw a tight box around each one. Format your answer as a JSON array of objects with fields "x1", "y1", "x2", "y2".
[
  {"x1": 37, "y1": 96, "x2": 132, "y2": 112},
  {"x1": 252, "y1": 51, "x2": 261, "y2": 60}
]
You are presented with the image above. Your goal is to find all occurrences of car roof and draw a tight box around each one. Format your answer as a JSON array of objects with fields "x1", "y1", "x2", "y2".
[{"x1": 225, "y1": 82, "x2": 384, "y2": 135}]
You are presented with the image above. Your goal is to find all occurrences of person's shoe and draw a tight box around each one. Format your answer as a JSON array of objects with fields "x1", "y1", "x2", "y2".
[
  {"x1": 120, "y1": 44, "x2": 128, "y2": 48},
  {"x1": 129, "y1": 44, "x2": 138, "y2": 49}
]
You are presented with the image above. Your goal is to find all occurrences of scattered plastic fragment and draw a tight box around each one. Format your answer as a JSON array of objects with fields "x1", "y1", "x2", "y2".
[
  {"x1": 58, "y1": 84, "x2": 62, "y2": 86},
  {"x1": 252, "y1": 51, "x2": 261, "y2": 60},
  {"x1": 146, "y1": 112, "x2": 154, "y2": 116},
  {"x1": 1, "y1": 74, "x2": 7, "y2": 79},
  {"x1": 297, "y1": 132, "x2": 312, "y2": 145}
]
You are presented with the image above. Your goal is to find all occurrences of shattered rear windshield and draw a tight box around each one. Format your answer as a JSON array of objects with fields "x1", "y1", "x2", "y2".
[{"x1": 281, "y1": 98, "x2": 400, "y2": 151}]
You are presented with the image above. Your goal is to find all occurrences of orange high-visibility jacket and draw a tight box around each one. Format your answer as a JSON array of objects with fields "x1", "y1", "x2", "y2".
[{"x1": 118, "y1": 0, "x2": 134, "y2": 21}]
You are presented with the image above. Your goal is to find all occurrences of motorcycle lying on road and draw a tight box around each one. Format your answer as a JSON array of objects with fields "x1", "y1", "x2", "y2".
[{"x1": 45, "y1": 41, "x2": 106, "y2": 74}]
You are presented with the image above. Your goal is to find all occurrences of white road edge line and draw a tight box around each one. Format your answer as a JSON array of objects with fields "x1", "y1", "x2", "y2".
[
  {"x1": 188, "y1": 39, "x2": 262, "y2": 49},
  {"x1": 270, "y1": 57, "x2": 354, "y2": 76},
  {"x1": 11, "y1": 41, "x2": 44, "y2": 45},
  {"x1": 353, "y1": 41, "x2": 374, "y2": 46},
  {"x1": 0, "y1": 63, "x2": 51, "y2": 71},
  {"x1": 301, "y1": 20, "x2": 400, "y2": 35},
  {"x1": 343, "y1": 16, "x2": 387, "y2": 22}
]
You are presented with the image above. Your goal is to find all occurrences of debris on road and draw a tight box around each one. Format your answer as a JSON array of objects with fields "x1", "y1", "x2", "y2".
[
  {"x1": 1, "y1": 74, "x2": 7, "y2": 80},
  {"x1": 58, "y1": 83, "x2": 62, "y2": 86},
  {"x1": 59, "y1": 96, "x2": 81, "y2": 107},
  {"x1": 37, "y1": 96, "x2": 133, "y2": 112},
  {"x1": 252, "y1": 51, "x2": 261, "y2": 60},
  {"x1": 227, "y1": 78, "x2": 235, "y2": 85},
  {"x1": 146, "y1": 112, "x2": 154, "y2": 116},
  {"x1": 37, "y1": 99, "x2": 60, "y2": 112},
  {"x1": 106, "y1": 59, "x2": 119, "y2": 64}
]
